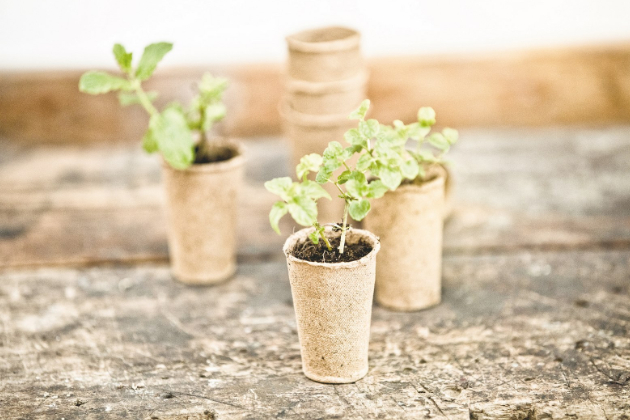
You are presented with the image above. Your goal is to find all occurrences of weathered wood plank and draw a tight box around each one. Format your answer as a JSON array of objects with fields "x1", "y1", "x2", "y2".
[
  {"x1": 1, "y1": 127, "x2": 630, "y2": 267},
  {"x1": 0, "y1": 249, "x2": 628, "y2": 419},
  {"x1": 2, "y1": 44, "x2": 630, "y2": 144}
]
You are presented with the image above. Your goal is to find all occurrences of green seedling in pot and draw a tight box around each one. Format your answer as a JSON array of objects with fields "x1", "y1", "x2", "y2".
[
  {"x1": 79, "y1": 42, "x2": 228, "y2": 169},
  {"x1": 265, "y1": 99, "x2": 458, "y2": 256}
]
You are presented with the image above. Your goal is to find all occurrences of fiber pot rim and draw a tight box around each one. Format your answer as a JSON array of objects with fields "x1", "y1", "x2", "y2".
[
  {"x1": 285, "y1": 70, "x2": 369, "y2": 94},
  {"x1": 283, "y1": 227, "x2": 380, "y2": 269},
  {"x1": 161, "y1": 138, "x2": 246, "y2": 174},
  {"x1": 286, "y1": 26, "x2": 360, "y2": 53},
  {"x1": 279, "y1": 100, "x2": 362, "y2": 127},
  {"x1": 394, "y1": 168, "x2": 446, "y2": 195}
]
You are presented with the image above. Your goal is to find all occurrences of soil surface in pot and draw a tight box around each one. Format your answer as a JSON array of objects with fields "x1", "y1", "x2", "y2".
[
  {"x1": 194, "y1": 145, "x2": 236, "y2": 164},
  {"x1": 292, "y1": 236, "x2": 373, "y2": 263}
]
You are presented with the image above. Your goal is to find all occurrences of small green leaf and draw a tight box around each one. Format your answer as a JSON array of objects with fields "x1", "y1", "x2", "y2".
[
  {"x1": 113, "y1": 44, "x2": 133, "y2": 73},
  {"x1": 349, "y1": 99, "x2": 370, "y2": 120},
  {"x1": 309, "y1": 230, "x2": 320, "y2": 244},
  {"x1": 269, "y1": 201, "x2": 288, "y2": 234},
  {"x1": 345, "y1": 179, "x2": 367, "y2": 198},
  {"x1": 264, "y1": 177, "x2": 293, "y2": 200},
  {"x1": 344, "y1": 128, "x2": 368, "y2": 149},
  {"x1": 296, "y1": 153, "x2": 323, "y2": 179},
  {"x1": 380, "y1": 166, "x2": 402, "y2": 190},
  {"x1": 135, "y1": 42, "x2": 173, "y2": 81},
  {"x1": 202, "y1": 102, "x2": 227, "y2": 131},
  {"x1": 79, "y1": 71, "x2": 132, "y2": 94},
  {"x1": 338, "y1": 170, "x2": 352, "y2": 184},
  {"x1": 443, "y1": 128, "x2": 459, "y2": 145},
  {"x1": 356, "y1": 154, "x2": 372, "y2": 171},
  {"x1": 400, "y1": 159, "x2": 419, "y2": 180},
  {"x1": 366, "y1": 180, "x2": 388, "y2": 198},
  {"x1": 118, "y1": 91, "x2": 158, "y2": 106},
  {"x1": 142, "y1": 128, "x2": 158, "y2": 153},
  {"x1": 198, "y1": 73, "x2": 228, "y2": 98},
  {"x1": 407, "y1": 122, "x2": 431, "y2": 140},
  {"x1": 323, "y1": 141, "x2": 344, "y2": 159},
  {"x1": 316, "y1": 167, "x2": 333, "y2": 184},
  {"x1": 149, "y1": 108, "x2": 194, "y2": 170},
  {"x1": 301, "y1": 180, "x2": 331, "y2": 201},
  {"x1": 359, "y1": 119, "x2": 379, "y2": 138},
  {"x1": 428, "y1": 133, "x2": 450, "y2": 150},
  {"x1": 349, "y1": 199, "x2": 371, "y2": 221},
  {"x1": 288, "y1": 196, "x2": 317, "y2": 226},
  {"x1": 418, "y1": 107, "x2": 436, "y2": 127}
]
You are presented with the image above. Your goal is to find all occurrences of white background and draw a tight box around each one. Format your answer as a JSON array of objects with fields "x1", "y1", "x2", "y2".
[{"x1": 1, "y1": 0, "x2": 629, "y2": 70}]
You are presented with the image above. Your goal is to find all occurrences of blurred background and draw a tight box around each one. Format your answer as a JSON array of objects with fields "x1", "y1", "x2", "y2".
[
  {"x1": 1, "y1": 0, "x2": 629, "y2": 266},
  {"x1": 2, "y1": 0, "x2": 630, "y2": 143},
  {"x1": 3, "y1": 0, "x2": 630, "y2": 68}
]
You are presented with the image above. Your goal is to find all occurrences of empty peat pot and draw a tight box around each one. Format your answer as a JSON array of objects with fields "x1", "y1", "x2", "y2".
[
  {"x1": 285, "y1": 70, "x2": 368, "y2": 115},
  {"x1": 286, "y1": 26, "x2": 363, "y2": 83},
  {"x1": 364, "y1": 167, "x2": 446, "y2": 311},
  {"x1": 161, "y1": 139, "x2": 245, "y2": 285},
  {"x1": 284, "y1": 227, "x2": 380, "y2": 383}
]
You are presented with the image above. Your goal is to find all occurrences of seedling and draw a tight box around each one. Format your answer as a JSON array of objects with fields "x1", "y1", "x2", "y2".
[
  {"x1": 79, "y1": 42, "x2": 228, "y2": 169},
  {"x1": 265, "y1": 100, "x2": 458, "y2": 256}
]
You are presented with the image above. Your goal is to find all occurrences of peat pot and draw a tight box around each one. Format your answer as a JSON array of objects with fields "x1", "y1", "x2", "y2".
[
  {"x1": 286, "y1": 26, "x2": 363, "y2": 83},
  {"x1": 364, "y1": 169, "x2": 446, "y2": 311},
  {"x1": 284, "y1": 228, "x2": 380, "y2": 383},
  {"x1": 285, "y1": 70, "x2": 368, "y2": 115},
  {"x1": 162, "y1": 139, "x2": 245, "y2": 285}
]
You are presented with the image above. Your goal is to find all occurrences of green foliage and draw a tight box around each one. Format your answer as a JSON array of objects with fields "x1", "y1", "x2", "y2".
[
  {"x1": 79, "y1": 42, "x2": 230, "y2": 171},
  {"x1": 189, "y1": 73, "x2": 229, "y2": 133},
  {"x1": 135, "y1": 42, "x2": 173, "y2": 80},
  {"x1": 118, "y1": 91, "x2": 158, "y2": 106},
  {"x1": 264, "y1": 177, "x2": 331, "y2": 234},
  {"x1": 296, "y1": 153, "x2": 323, "y2": 180},
  {"x1": 148, "y1": 107, "x2": 195, "y2": 170},
  {"x1": 79, "y1": 71, "x2": 132, "y2": 94},
  {"x1": 113, "y1": 44, "x2": 133, "y2": 74},
  {"x1": 349, "y1": 99, "x2": 370, "y2": 120},
  {"x1": 266, "y1": 100, "x2": 459, "y2": 254}
]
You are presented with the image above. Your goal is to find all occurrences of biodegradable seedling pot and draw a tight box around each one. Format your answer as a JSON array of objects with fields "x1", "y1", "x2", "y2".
[
  {"x1": 162, "y1": 139, "x2": 245, "y2": 285},
  {"x1": 284, "y1": 227, "x2": 380, "y2": 383},
  {"x1": 286, "y1": 26, "x2": 363, "y2": 83},
  {"x1": 285, "y1": 70, "x2": 368, "y2": 115},
  {"x1": 364, "y1": 168, "x2": 446, "y2": 311}
]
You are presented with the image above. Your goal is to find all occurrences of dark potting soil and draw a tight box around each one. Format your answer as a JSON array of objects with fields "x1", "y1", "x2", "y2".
[
  {"x1": 291, "y1": 235, "x2": 373, "y2": 263},
  {"x1": 194, "y1": 145, "x2": 236, "y2": 164}
]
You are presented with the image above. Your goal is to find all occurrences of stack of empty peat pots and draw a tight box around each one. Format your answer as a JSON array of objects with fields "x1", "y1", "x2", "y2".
[{"x1": 282, "y1": 26, "x2": 368, "y2": 223}]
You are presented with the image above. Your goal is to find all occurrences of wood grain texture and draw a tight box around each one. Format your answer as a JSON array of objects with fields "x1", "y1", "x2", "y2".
[
  {"x1": 0, "y1": 250, "x2": 628, "y2": 419},
  {"x1": 1, "y1": 127, "x2": 630, "y2": 268},
  {"x1": 2, "y1": 44, "x2": 630, "y2": 144}
]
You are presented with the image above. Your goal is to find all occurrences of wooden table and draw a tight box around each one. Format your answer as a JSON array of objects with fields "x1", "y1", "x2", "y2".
[{"x1": 1, "y1": 128, "x2": 629, "y2": 419}]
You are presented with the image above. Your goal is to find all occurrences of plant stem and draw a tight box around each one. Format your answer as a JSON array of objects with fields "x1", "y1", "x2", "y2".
[
  {"x1": 196, "y1": 104, "x2": 210, "y2": 162},
  {"x1": 132, "y1": 80, "x2": 159, "y2": 116},
  {"x1": 319, "y1": 230, "x2": 333, "y2": 251},
  {"x1": 333, "y1": 182, "x2": 345, "y2": 197},
  {"x1": 338, "y1": 201, "x2": 349, "y2": 254}
]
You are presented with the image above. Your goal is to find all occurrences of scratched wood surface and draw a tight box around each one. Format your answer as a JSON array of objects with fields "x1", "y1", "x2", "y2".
[{"x1": 1, "y1": 127, "x2": 629, "y2": 419}]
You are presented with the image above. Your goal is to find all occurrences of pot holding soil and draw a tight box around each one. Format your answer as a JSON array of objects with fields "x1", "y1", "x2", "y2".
[
  {"x1": 286, "y1": 26, "x2": 362, "y2": 82},
  {"x1": 162, "y1": 139, "x2": 245, "y2": 285},
  {"x1": 283, "y1": 227, "x2": 380, "y2": 383},
  {"x1": 364, "y1": 167, "x2": 446, "y2": 311},
  {"x1": 285, "y1": 70, "x2": 368, "y2": 115}
]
